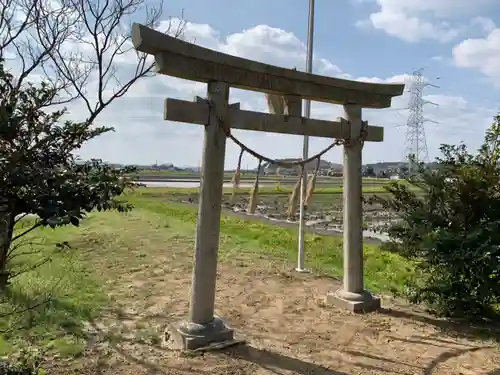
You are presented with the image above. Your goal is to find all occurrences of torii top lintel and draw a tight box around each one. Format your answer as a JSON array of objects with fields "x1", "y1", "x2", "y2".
[{"x1": 131, "y1": 23, "x2": 405, "y2": 109}]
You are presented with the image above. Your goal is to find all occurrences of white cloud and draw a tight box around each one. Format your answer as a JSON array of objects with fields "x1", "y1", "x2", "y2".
[
  {"x1": 452, "y1": 28, "x2": 500, "y2": 85},
  {"x1": 13, "y1": 18, "x2": 492, "y2": 168},
  {"x1": 470, "y1": 16, "x2": 497, "y2": 34},
  {"x1": 370, "y1": 0, "x2": 495, "y2": 18},
  {"x1": 358, "y1": 0, "x2": 497, "y2": 43}
]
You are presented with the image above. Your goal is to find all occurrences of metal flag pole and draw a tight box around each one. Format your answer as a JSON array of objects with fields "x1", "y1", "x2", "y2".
[{"x1": 296, "y1": 0, "x2": 315, "y2": 272}]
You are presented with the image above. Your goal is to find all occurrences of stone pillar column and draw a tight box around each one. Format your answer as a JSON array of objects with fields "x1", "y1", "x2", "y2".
[
  {"x1": 167, "y1": 81, "x2": 236, "y2": 350},
  {"x1": 326, "y1": 104, "x2": 380, "y2": 313}
]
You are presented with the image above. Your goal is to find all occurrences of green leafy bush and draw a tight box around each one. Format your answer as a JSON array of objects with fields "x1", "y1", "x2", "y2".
[
  {"x1": 373, "y1": 115, "x2": 500, "y2": 319},
  {"x1": 0, "y1": 59, "x2": 137, "y2": 287}
]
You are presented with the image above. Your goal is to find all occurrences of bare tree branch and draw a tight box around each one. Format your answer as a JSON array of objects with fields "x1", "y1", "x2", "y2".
[
  {"x1": 0, "y1": 0, "x2": 38, "y2": 55},
  {"x1": 0, "y1": 0, "x2": 186, "y2": 112},
  {"x1": 45, "y1": 0, "x2": 186, "y2": 123},
  {"x1": 10, "y1": 221, "x2": 42, "y2": 243},
  {"x1": 0, "y1": 0, "x2": 77, "y2": 97}
]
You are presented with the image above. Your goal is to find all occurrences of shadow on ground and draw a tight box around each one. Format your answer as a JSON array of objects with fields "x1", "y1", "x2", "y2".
[
  {"x1": 81, "y1": 314, "x2": 355, "y2": 375},
  {"x1": 4, "y1": 291, "x2": 500, "y2": 374},
  {"x1": 58, "y1": 309, "x2": 491, "y2": 375},
  {"x1": 224, "y1": 344, "x2": 350, "y2": 375},
  {"x1": 379, "y1": 306, "x2": 500, "y2": 343}
]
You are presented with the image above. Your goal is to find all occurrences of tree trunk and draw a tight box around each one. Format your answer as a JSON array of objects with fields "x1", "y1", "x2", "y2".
[{"x1": 0, "y1": 202, "x2": 14, "y2": 290}]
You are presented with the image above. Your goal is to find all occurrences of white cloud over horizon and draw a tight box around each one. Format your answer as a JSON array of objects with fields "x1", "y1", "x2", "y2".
[
  {"x1": 358, "y1": 0, "x2": 498, "y2": 43},
  {"x1": 7, "y1": 8, "x2": 498, "y2": 169},
  {"x1": 453, "y1": 28, "x2": 500, "y2": 85},
  {"x1": 357, "y1": 0, "x2": 500, "y2": 88},
  {"x1": 67, "y1": 18, "x2": 497, "y2": 169}
]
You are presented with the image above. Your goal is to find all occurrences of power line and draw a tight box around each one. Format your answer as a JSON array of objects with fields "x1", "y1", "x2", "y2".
[{"x1": 405, "y1": 68, "x2": 439, "y2": 172}]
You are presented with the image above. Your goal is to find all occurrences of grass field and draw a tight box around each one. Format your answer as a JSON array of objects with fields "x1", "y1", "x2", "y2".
[
  {"x1": 0, "y1": 189, "x2": 410, "y2": 358},
  {"x1": 141, "y1": 186, "x2": 394, "y2": 234},
  {"x1": 134, "y1": 184, "x2": 390, "y2": 196},
  {"x1": 1, "y1": 188, "x2": 498, "y2": 374}
]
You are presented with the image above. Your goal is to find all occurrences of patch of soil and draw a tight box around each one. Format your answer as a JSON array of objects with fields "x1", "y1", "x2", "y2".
[{"x1": 50, "y1": 254, "x2": 500, "y2": 375}]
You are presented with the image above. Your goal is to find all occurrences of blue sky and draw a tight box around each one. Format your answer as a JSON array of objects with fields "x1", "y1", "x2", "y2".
[{"x1": 65, "y1": 0, "x2": 500, "y2": 168}]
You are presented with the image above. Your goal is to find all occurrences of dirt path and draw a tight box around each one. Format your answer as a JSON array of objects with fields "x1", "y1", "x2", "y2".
[{"x1": 53, "y1": 250, "x2": 500, "y2": 375}]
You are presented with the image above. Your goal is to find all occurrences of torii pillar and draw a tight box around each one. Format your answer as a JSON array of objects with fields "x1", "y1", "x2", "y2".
[{"x1": 326, "y1": 104, "x2": 381, "y2": 313}]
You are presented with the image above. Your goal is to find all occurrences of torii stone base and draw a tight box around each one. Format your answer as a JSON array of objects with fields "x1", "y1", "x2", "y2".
[
  {"x1": 165, "y1": 316, "x2": 239, "y2": 351},
  {"x1": 326, "y1": 289, "x2": 381, "y2": 313}
]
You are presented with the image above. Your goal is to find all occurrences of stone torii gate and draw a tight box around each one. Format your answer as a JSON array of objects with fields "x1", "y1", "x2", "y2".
[{"x1": 132, "y1": 23, "x2": 404, "y2": 351}]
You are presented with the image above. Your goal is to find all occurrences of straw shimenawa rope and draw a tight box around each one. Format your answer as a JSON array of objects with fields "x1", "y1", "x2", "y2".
[
  {"x1": 305, "y1": 158, "x2": 321, "y2": 207},
  {"x1": 203, "y1": 94, "x2": 369, "y2": 220},
  {"x1": 247, "y1": 159, "x2": 263, "y2": 214},
  {"x1": 266, "y1": 93, "x2": 287, "y2": 116},
  {"x1": 287, "y1": 166, "x2": 304, "y2": 220},
  {"x1": 266, "y1": 68, "x2": 297, "y2": 116},
  {"x1": 231, "y1": 148, "x2": 245, "y2": 204},
  {"x1": 203, "y1": 95, "x2": 368, "y2": 189}
]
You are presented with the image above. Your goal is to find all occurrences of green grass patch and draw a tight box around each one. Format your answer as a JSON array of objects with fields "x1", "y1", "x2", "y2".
[
  {"x1": 134, "y1": 169, "x2": 387, "y2": 180},
  {"x1": 0, "y1": 222, "x2": 106, "y2": 357},
  {"x1": 0, "y1": 191, "x2": 413, "y2": 359},
  {"x1": 127, "y1": 193, "x2": 413, "y2": 293},
  {"x1": 130, "y1": 185, "x2": 389, "y2": 197}
]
